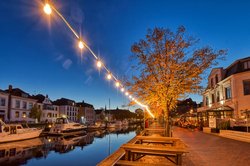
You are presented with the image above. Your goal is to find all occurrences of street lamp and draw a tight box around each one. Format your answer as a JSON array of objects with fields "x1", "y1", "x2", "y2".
[
  {"x1": 115, "y1": 81, "x2": 120, "y2": 87},
  {"x1": 78, "y1": 40, "x2": 84, "y2": 49},
  {"x1": 43, "y1": 3, "x2": 52, "y2": 15},
  {"x1": 106, "y1": 73, "x2": 112, "y2": 80},
  {"x1": 96, "y1": 60, "x2": 102, "y2": 68}
]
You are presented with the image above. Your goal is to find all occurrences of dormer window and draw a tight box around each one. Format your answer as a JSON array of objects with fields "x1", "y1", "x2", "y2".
[
  {"x1": 215, "y1": 75, "x2": 219, "y2": 84},
  {"x1": 243, "y1": 61, "x2": 250, "y2": 70},
  {"x1": 211, "y1": 78, "x2": 214, "y2": 87}
]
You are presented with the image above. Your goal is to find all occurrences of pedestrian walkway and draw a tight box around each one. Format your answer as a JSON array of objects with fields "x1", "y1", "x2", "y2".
[{"x1": 173, "y1": 127, "x2": 250, "y2": 166}]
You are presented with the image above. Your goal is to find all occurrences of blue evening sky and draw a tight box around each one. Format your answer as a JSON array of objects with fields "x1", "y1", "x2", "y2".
[{"x1": 0, "y1": 0, "x2": 250, "y2": 110}]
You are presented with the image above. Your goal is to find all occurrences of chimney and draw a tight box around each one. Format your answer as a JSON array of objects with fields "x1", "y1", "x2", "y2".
[{"x1": 8, "y1": 85, "x2": 13, "y2": 92}]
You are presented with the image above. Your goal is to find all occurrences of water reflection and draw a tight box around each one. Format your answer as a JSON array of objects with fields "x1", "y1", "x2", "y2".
[{"x1": 0, "y1": 125, "x2": 142, "y2": 166}]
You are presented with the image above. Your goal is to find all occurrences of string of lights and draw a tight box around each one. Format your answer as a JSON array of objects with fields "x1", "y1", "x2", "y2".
[{"x1": 42, "y1": 1, "x2": 154, "y2": 118}]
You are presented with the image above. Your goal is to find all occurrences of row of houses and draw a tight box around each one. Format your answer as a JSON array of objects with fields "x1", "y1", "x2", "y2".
[
  {"x1": 197, "y1": 57, "x2": 250, "y2": 125},
  {"x1": 0, "y1": 85, "x2": 95, "y2": 123}
]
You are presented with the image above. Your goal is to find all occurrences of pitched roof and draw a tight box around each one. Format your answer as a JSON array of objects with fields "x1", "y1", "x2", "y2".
[
  {"x1": 53, "y1": 98, "x2": 76, "y2": 106},
  {"x1": 76, "y1": 102, "x2": 94, "y2": 108},
  {"x1": 31, "y1": 94, "x2": 46, "y2": 103},
  {"x1": 224, "y1": 56, "x2": 250, "y2": 78},
  {"x1": 5, "y1": 87, "x2": 30, "y2": 98}
]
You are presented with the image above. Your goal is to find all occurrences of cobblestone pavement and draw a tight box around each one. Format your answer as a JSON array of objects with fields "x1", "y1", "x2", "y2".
[{"x1": 173, "y1": 127, "x2": 250, "y2": 166}]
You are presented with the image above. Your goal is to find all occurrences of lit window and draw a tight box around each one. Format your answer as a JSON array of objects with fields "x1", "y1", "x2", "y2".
[
  {"x1": 15, "y1": 111, "x2": 19, "y2": 118},
  {"x1": 47, "y1": 113, "x2": 52, "y2": 118},
  {"x1": 22, "y1": 112, "x2": 27, "y2": 118},
  {"x1": 243, "y1": 80, "x2": 250, "y2": 95}
]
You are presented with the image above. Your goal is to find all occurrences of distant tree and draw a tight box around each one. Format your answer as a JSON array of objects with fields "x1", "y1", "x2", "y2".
[
  {"x1": 135, "y1": 108, "x2": 144, "y2": 119},
  {"x1": 30, "y1": 104, "x2": 42, "y2": 122},
  {"x1": 128, "y1": 26, "x2": 226, "y2": 136}
]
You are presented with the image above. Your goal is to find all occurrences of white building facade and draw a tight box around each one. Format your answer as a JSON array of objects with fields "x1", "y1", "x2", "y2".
[
  {"x1": 198, "y1": 57, "x2": 250, "y2": 125},
  {"x1": 0, "y1": 90, "x2": 9, "y2": 121},
  {"x1": 10, "y1": 94, "x2": 37, "y2": 122}
]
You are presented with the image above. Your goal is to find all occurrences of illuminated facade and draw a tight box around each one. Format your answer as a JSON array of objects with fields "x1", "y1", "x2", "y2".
[{"x1": 198, "y1": 57, "x2": 250, "y2": 122}]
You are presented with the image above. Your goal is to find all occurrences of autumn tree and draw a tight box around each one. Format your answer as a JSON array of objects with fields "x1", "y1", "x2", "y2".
[{"x1": 128, "y1": 26, "x2": 225, "y2": 136}]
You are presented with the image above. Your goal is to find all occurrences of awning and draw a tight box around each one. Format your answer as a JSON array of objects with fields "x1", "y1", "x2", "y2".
[{"x1": 206, "y1": 106, "x2": 233, "y2": 112}]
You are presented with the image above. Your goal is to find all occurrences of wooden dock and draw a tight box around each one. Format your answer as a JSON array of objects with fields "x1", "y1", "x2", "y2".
[{"x1": 97, "y1": 124, "x2": 188, "y2": 166}]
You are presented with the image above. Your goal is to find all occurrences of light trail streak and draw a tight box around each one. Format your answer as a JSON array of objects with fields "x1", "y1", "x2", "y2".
[{"x1": 42, "y1": 1, "x2": 154, "y2": 118}]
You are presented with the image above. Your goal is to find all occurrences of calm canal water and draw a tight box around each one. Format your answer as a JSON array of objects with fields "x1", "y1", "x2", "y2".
[{"x1": 0, "y1": 126, "x2": 142, "y2": 166}]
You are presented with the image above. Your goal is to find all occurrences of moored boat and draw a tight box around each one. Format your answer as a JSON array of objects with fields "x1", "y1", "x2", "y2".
[
  {"x1": 107, "y1": 122, "x2": 116, "y2": 128},
  {"x1": 0, "y1": 120, "x2": 42, "y2": 143},
  {"x1": 48, "y1": 117, "x2": 86, "y2": 136}
]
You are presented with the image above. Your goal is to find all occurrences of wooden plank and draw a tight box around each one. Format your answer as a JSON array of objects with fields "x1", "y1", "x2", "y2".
[
  {"x1": 121, "y1": 143, "x2": 188, "y2": 153},
  {"x1": 97, "y1": 148, "x2": 125, "y2": 166},
  {"x1": 136, "y1": 136, "x2": 181, "y2": 141},
  {"x1": 115, "y1": 160, "x2": 172, "y2": 166}
]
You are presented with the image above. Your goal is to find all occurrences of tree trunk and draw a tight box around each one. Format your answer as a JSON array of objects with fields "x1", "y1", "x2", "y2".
[{"x1": 164, "y1": 109, "x2": 171, "y2": 137}]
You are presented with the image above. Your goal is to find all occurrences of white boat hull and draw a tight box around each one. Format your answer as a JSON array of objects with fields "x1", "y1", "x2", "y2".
[{"x1": 0, "y1": 129, "x2": 42, "y2": 143}]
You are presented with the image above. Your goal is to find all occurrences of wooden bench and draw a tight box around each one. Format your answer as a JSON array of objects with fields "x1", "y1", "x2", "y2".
[
  {"x1": 144, "y1": 128, "x2": 167, "y2": 136},
  {"x1": 121, "y1": 143, "x2": 188, "y2": 165}
]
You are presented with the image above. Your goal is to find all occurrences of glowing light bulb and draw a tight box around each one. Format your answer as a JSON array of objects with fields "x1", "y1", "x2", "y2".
[
  {"x1": 107, "y1": 73, "x2": 112, "y2": 80},
  {"x1": 96, "y1": 60, "x2": 102, "y2": 68},
  {"x1": 129, "y1": 95, "x2": 132, "y2": 99},
  {"x1": 78, "y1": 41, "x2": 84, "y2": 49},
  {"x1": 125, "y1": 92, "x2": 129, "y2": 96},
  {"x1": 121, "y1": 88, "x2": 124, "y2": 92},
  {"x1": 44, "y1": 4, "x2": 52, "y2": 15},
  {"x1": 115, "y1": 82, "x2": 120, "y2": 87}
]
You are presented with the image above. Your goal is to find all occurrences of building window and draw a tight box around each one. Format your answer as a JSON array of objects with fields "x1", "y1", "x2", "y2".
[
  {"x1": 47, "y1": 113, "x2": 52, "y2": 118},
  {"x1": 225, "y1": 87, "x2": 232, "y2": 99},
  {"x1": 15, "y1": 111, "x2": 19, "y2": 118},
  {"x1": 22, "y1": 112, "x2": 27, "y2": 118},
  {"x1": 243, "y1": 61, "x2": 250, "y2": 70},
  {"x1": 215, "y1": 75, "x2": 219, "y2": 84},
  {"x1": 205, "y1": 96, "x2": 209, "y2": 106},
  {"x1": 15, "y1": 100, "x2": 20, "y2": 108},
  {"x1": 243, "y1": 80, "x2": 250, "y2": 95},
  {"x1": 22, "y1": 101, "x2": 27, "y2": 109},
  {"x1": 216, "y1": 91, "x2": 220, "y2": 102},
  {"x1": 211, "y1": 94, "x2": 215, "y2": 103},
  {"x1": 28, "y1": 103, "x2": 33, "y2": 109},
  {"x1": 211, "y1": 78, "x2": 214, "y2": 87},
  {"x1": 0, "y1": 98, "x2": 6, "y2": 106}
]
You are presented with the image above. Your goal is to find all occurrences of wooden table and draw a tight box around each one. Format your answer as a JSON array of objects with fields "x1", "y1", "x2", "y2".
[
  {"x1": 136, "y1": 136, "x2": 182, "y2": 146},
  {"x1": 121, "y1": 143, "x2": 188, "y2": 165},
  {"x1": 144, "y1": 128, "x2": 166, "y2": 136}
]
